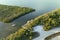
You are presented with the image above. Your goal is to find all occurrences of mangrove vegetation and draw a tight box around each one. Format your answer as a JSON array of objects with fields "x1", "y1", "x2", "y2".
[
  {"x1": 2, "y1": 9, "x2": 60, "y2": 40},
  {"x1": 0, "y1": 5, "x2": 35, "y2": 23}
]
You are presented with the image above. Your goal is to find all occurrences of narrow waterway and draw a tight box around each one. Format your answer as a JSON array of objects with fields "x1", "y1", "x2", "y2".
[{"x1": 0, "y1": 0, "x2": 60, "y2": 40}]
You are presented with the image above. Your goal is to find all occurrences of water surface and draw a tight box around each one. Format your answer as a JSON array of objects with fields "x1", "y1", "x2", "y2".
[
  {"x1": 0, "y1": 0, "x2": 60, "y2": 40},
  {"x1": 33, "y1": 25, "x2": 60, "y2": 40}
]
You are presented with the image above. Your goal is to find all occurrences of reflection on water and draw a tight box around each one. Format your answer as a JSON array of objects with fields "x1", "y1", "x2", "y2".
[{"x1": 0, "y1": 0, "x2": 60, "y2": 39}]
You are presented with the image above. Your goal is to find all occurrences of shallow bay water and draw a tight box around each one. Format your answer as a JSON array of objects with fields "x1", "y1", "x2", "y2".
[{"x1": 0, "y1": 0, "x2": 60, "y2": 40}]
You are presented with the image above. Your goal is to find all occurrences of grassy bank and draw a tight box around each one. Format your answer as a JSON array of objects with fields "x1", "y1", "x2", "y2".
[{"x1": 0, "y1": 5, "x2": 35, "y2": 23}]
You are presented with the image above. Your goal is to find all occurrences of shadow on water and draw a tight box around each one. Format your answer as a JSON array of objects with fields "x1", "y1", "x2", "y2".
[
  {"x1": 49, "y1": 26, "x2": 60, "y2": 31},
  {"x1": 32, "y1": 32, "x2": 40, "y2": 39},
  {"x1": 19, "y1": 32, "x2": 40, "y2": 40}
]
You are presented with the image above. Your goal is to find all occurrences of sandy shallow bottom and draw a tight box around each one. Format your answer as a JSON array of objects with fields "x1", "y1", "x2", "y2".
[
  {"x1": 33, "y1": 25, "x2": 60, "y2": 40},
  {"x1": 51, "y1": 35, "x2": 60, "y2": 40}
]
